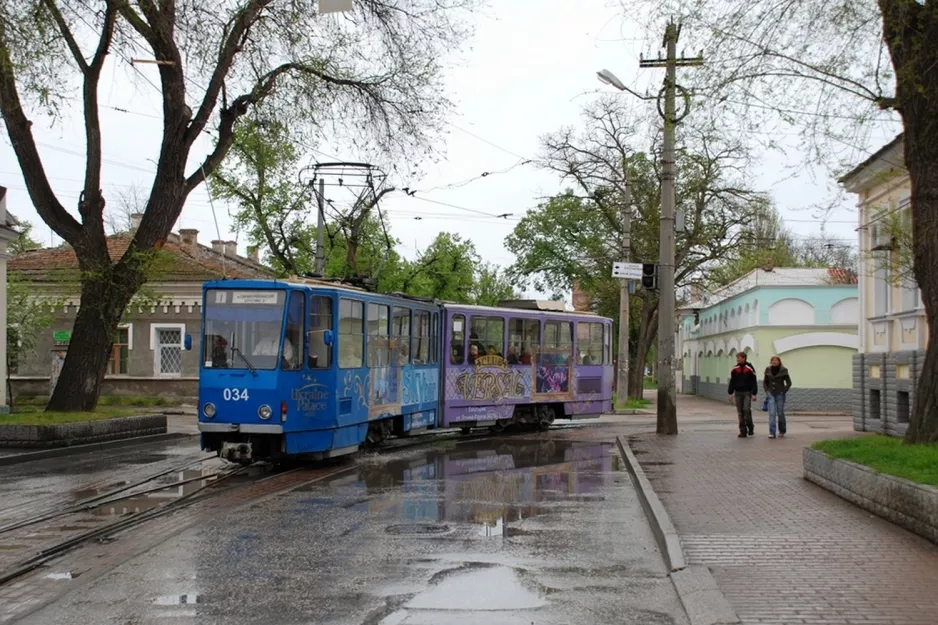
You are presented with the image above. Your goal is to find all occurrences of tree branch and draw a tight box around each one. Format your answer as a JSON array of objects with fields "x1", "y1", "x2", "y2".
[
  {"x1": 185, "y1": 0, "x2": 272, "y2": 147},
  {"x1": 0, "y1": 20, "x2": 82, "y2": 244},
  {"x1": 40, "y1": 0, "x2": 88, "y2": 73}
]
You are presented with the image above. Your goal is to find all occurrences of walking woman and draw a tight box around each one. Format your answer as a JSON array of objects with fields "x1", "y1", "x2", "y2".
[{"x1": 763, "y1": 355, "x2": 792, "y2": 439}]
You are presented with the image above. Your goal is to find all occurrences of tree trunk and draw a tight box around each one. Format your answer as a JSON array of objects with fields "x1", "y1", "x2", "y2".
[
  {"x1": 46, "y1": 273, "x2": 135, "y2": 412},
  {"x1": 629, "y1": 302, "x2": 658, "y2": 400},
  {"x1": 879, "y1": 0, "x2": 938, "y2": 444},
  {"x1": 903, "y1": 150, "x2": 938, "y2": 444}
]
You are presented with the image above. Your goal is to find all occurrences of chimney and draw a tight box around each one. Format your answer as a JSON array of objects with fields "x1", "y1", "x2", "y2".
[
  {"x1": 571, "y1": 280, "x2": 591, "y2": 312},
  {"x1": 130, "y1": 212, "x2": 144, "y2": 231},
  {"x1": 211, "y1": 239, "x2": 225, "y2": 254},
  {"x1": 179, "y1": 229, "x2": 199, "y2": 253},
  {"x1": 247, "y1": 245, "x2": 260, "y2": 263},
  {"x1": 224, "y1": 240, "x2": 238, "y2": 256}
]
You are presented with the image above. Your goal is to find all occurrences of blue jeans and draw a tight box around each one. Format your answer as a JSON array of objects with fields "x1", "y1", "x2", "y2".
[{"x1": 768, "y1": 393, "x2": 787, "y2": 436}]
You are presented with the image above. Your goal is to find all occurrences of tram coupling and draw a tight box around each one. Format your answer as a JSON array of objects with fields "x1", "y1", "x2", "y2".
[{"x1": 221, "y1": 441, "x2": 254, "y2": 465}]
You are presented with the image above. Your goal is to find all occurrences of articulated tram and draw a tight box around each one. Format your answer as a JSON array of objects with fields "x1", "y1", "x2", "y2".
[{"x1": 196, "y1": 278, "x2": 613, "y2": 464}]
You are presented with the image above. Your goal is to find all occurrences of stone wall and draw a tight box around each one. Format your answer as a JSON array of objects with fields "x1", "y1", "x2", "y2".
[
  {"x1": 0, "y1": 414, "x2": 167, "y2": 448},
  {"x1": 852, "y1": 350, "x2": 925, "y2": 437},
  {"x1": 692, "y1": 378, "x2": 850, "y2": 413},
  {"x1": 804, "y1": 447, "x2": 938, "y2": 545},
  {"x1": 9, "y1": 377, "x2": 198, "y2": 402}
]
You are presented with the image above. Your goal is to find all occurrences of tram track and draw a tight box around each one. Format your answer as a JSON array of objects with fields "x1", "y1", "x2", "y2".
[{"x1": 0, "y1": 420, "x2": 598, "y2": 591}]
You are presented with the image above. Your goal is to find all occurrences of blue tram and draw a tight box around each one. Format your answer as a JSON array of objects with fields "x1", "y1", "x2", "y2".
[
  {"x1": 197, "y1": 278, "x2": 613, "y2": 464},
  {"x1": 198, "y1": 279, "x2": 441, "y2": 463}
]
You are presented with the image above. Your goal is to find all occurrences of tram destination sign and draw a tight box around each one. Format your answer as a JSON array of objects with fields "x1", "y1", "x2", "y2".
[{"x1": 611, "y1": 262, "x2": 643, "y2": 280}]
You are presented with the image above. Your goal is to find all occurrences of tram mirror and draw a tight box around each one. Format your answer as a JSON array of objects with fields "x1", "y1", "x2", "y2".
[
  {"x1": 184, "y1": 334, "x2": 192, "y2": 351},
  {"x1": 323, "y1": 329, "x2": 335, "y2": 347}
]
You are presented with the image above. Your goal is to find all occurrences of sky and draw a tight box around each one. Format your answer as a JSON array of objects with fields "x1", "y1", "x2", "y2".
[{"x1": 0, "y1": 0, "x2": 904, "y2": 300}]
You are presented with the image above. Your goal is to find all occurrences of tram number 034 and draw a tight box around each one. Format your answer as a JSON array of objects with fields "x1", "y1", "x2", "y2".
[{"x1": 223, "y1": 388, "x2": 250, "y2": 401}]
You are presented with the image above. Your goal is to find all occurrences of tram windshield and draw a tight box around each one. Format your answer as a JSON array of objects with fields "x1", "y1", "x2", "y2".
[{"x1": 203, "y1": 289, "x2": 287, "y2": 371}]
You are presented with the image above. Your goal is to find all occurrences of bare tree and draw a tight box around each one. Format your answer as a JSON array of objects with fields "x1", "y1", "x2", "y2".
[
  {"x1": 509, "y1": 97, "x2": 766, "y2": 399},
  {"x1": 623, "y1": 0, "x2": 937, "y2": 442},
  {"x1": 0, "y1": 0, "x2": 478, "y2": 411}
]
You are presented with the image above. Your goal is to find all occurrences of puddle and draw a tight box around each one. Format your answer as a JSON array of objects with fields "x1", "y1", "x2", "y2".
[
  {"x1": 312, "y1": 439, "x2": 617, "y2": 533},
  {"x1": 90, "y1": 469, "x2": 219, "y2": 517},
  {"x1": 45, "y1": 572, "x2": 72, "y2": 580},
  {"x1": 405, "y1": 565, "x2": 546, "y2": 611},
  {"x1": 153, "y1": 594, "x2": 201, "y2": 605}
]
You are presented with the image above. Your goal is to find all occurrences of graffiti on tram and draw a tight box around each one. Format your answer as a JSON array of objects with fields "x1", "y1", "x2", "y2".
[{"x1": 454, "y1": 355, "x2": 527, "y2": 402}]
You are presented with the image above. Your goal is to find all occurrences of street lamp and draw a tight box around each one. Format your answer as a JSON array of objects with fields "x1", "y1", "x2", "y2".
[{"x1": 597, "y1": 69, "x2": 627, "y2": 92}]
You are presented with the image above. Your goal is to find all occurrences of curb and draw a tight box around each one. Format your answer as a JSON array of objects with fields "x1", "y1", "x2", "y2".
[
  {"x1": 0, "y1": 432, "x2": 197, "y2": 466},
  {"x1": 615, "y1": 436, "x2": 740, "y2": 625}
]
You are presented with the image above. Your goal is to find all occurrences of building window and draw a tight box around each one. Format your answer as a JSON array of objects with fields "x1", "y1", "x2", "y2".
[
  {"x1": 339, "y1": 298, "x2": 364, "y2": 369},
  {"x1": 308, "y1": 296, "x2": 332, "y2": 369},
  {"x1": 577, "y1": 322, "x2": 603, "y2": 365},
  {"x1": 107, "y1": 324, "x2": 132, "y2": 375},
  {"x1": 873, "y1": 263, "x2": 889, "y2": 317},
  {"x1": 450, "y1": 314, "x2": 466, "y2": 365},
  {"x1": 508, "y1": 318, "x2": 539, "y2": 365},
  {"x1": 392, "y1": 306, "x2": 411, "y2": 365},
  {"x1": 151, "y1": 324, "x2": 184, "y2": 376},
  {"x1": 897, "y1": 391, "x2": 910, "y2": 424},
  {"x1": 413, "y1": 310, "x2": 430, "y2": 364}
]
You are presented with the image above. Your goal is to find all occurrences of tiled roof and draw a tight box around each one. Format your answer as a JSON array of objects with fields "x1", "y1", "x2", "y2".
[{"x1": 9, "y1": 232, "x2": 273, "y2": 283}]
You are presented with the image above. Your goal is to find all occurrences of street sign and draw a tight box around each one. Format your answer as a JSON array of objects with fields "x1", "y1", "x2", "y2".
[{"x1": 612, "y1": 262, "x2": 643, "y2": 280}]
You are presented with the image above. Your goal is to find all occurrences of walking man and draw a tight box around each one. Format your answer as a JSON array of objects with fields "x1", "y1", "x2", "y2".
[{"x1": 728, "y1": 352, "x2": 758, "y2": 438}]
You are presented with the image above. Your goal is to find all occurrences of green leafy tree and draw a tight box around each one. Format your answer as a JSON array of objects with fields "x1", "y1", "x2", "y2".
[
  {"x1": 625, "y1": 0, "x2": 938, "y2": 441},
  {"x1": 400, "y1": 233, "x2": 479, "y2": 302},
  {"x1": 471, "y1": 263, "x2": 520, "y2": 306},
  {"x1": 0, "y1": 0, "x2": 477, "y2": 411},
  {"x1": 8, "y1": 219, "x2": 41, "y2": 255}
]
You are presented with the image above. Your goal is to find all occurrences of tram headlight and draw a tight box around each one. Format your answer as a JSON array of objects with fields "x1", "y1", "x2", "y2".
[
  {"x1": 258, "y1": 404, "x2": 272, "y2": 420},
  {"x1": 203, "y1": 403, "x2": 216, "y2": 418}
]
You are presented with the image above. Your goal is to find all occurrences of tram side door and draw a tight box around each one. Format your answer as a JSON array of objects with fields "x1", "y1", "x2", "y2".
[{"x1": 280, "y1": 291, "x2": 307, "y2": 418}]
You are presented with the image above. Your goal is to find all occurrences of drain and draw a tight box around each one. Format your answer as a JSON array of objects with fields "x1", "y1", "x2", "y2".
[{"x1": 385, "y1": 523, "x2": 450, "y2": 535}]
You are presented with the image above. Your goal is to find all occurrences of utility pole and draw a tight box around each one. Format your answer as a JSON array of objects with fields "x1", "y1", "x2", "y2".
[
  {"x1": 314, "y1": 177, "x2": 326, "y2": 275},
  {"x1": 639, "y1": 21, "x2": 703, "y2": 435},
  {"x1": 616, "y1": 170, "x2": 632, "y2": 405}
]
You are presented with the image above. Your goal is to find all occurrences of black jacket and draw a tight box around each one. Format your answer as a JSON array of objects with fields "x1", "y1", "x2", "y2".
[
  {"x1": 728, "y1": 361, "x2": 758, "y2": 395},
  {"x1": 763, "y1": 366, "x2": 792, "y2": 395}
]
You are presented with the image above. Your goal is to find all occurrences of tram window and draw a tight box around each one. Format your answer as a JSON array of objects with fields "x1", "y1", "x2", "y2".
[
  {"x1": 308, "y1": 296, "x2": 333, "y2": 369},
  {"x1": 338, "y1": 298, "x2": 364, "y2": 368},
  {"x1": 604, "y1": 323, "x2": 612, "y2": 364},
  {"x1": 431, "y1": 312, "x2": 439, "y2": 364},
  {"x1": 281, "y1": 291, "x2": 305, "y2": 370},
  {"x1": 577, "y1": 322, "x2": 603, "y2": 365},
  {"x1": 469, "y1": 316, "x2": 504, "y2": 363},
  {"x1": 450, "y1": 314, "x2": 466, "y2": 364},
  {"x1": 541, "y1": 320, "x2": 573, "y2": 365},
  {"x1": 392, "y1": 307, "x2": 411, "y2": 365},
  {"x1": 413, "y1": 310, "x2": 430, "y2": 364},
  {"x1": 508, "y1": 318, "x2": 539, "y2": 365},
  {"x1": 367, "y1": 303, "x2": 390, "y2": 367}
]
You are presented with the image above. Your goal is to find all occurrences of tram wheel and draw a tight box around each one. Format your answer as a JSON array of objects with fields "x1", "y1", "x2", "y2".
[
  {"x1": 460, "y1": 427, "x2": 472, "y2": 435},
  {"x1": 537, "y1": 406, "x2": 556, "y2": 431}
]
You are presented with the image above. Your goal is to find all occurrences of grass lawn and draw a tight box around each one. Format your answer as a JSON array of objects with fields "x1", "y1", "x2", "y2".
[
  {"x1": 1, "y1": 406, "x2": 155, "y2": 426},
  {"x1": 812, "y1": 435, "x2": 938, "y2": 488},
  {"x1": 643, "y1": 376, "x2": 658, "y2": 389},
  {"x1": 612, "y1": 394, "x2": 652, "y2": 410}
]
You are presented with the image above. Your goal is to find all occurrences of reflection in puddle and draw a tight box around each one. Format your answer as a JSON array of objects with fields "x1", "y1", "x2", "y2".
[
  {"x1": 405, "y1": 565, "x2": 546, "y2": 610},
  {"x1": 91, "y1": 469, "x2": 218, "y2": 517},
  {"x1": 153, "y1": 594, "x2": 201, "y2": 605},
  {"x1": 324, "y1": 439, "x2": 615, "y2": 534}
]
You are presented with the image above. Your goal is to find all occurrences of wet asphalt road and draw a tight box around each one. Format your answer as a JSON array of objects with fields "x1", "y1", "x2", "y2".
[
  {"x1": 13, "y1": 432, "x2": 689, "y2": 625},
  {"x1": 0, "y1": 439, "x2": 208, "y2": 527}
]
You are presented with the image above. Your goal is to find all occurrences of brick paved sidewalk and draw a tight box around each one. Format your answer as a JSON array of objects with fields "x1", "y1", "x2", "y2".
[{"x1": 625, "y1": 396, "x2": 938, "y2": 625}]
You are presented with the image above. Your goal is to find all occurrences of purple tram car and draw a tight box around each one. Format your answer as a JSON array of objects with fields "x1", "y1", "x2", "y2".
[{"x1": 440, "y1": 303, "x2": 613, "y2": 433}]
